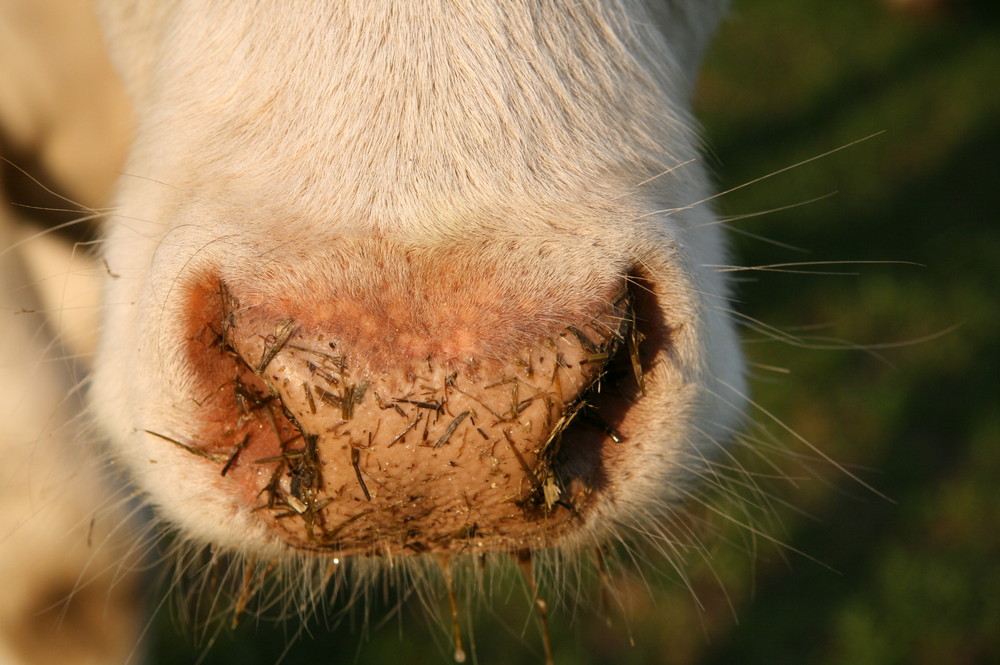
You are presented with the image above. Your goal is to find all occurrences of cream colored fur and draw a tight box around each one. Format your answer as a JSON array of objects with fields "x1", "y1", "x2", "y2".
[
  {"x1": 1, "y1": 2, "x2": 139, "y2": 663},
  {"x1": 2, "y1": 0, "x2": 743, "y2": 661},
  {"x1": 92, "y1": 0, "x2": 744, "y2": 555}
]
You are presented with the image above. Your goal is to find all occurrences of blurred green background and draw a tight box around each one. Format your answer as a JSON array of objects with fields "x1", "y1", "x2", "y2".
[{"x1": 155, "y1": 1, "x2": 999, "y2": 663}]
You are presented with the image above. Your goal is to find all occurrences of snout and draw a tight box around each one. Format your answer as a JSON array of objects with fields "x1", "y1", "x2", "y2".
[
  {"x1": 164, "y1": 239, "x2": 654, "y2": 555},
  {"x1": 89, "y1": 0, "x2": 747, "y2": 563}
]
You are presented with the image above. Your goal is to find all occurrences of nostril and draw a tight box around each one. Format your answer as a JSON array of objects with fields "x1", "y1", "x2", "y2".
[{"x1": 177, "y1": 263, "x2": 639, "y2": 556}]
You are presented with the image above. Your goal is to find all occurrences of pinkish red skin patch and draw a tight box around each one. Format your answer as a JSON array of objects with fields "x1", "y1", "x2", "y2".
[{"x1": 180, "y1": 271, "x2": 634, "y2": 556}]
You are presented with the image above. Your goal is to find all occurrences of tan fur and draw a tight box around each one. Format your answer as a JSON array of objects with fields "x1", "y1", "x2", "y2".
[{"x1": 1, "y1": 2, "x2": 139, "y2": 663}]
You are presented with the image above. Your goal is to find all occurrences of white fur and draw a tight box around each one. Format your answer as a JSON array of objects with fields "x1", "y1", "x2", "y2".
[
  {"x1": 2, "y1": 0, "x2": 745, "y2": 660},
  {"x1": 91, "y1": 0, "x2": 744, "y2": 556}
]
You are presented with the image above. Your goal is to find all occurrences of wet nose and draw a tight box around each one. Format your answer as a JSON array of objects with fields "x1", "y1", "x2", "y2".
[{"x1": 219, "y1": 279, "x2": 630, "y2": 554}]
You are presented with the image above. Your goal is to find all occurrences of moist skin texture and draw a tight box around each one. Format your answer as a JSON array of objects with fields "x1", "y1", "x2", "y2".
[{"x1": 177, "y1": 268, "x2": 633, "y2": 555}]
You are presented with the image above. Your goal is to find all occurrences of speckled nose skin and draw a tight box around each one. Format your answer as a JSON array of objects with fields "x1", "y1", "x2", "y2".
[{"x1": 175, "y1": 252, "x2": 636, "y2": 556}]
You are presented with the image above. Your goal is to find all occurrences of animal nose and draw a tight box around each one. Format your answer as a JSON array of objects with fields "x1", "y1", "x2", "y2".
[{"x1": 185, "y1": 245, "x2": 634, "y2": 555}]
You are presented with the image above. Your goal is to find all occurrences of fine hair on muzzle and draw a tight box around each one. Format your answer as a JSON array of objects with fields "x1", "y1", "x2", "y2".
[{"x1": 77, "y1": 0, "x2": 747, "y2": 659}]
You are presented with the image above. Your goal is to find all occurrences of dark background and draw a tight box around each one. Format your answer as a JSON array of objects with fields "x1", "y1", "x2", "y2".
[{"x1": 156, "y1": 1, "x2": 1000, "y2": 663}]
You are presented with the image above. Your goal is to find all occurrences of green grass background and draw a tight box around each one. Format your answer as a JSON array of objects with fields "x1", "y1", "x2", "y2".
[{"x1": 155, "y1": 1, "x2": 1000, "y2": 663}]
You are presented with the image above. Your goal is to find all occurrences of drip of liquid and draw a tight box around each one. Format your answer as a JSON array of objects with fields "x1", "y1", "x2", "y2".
[
  {"x1": 303, "y1": 557, "x2": 342, "y2": 613},
  {"x1": 438, "y1": 555, "x2": 466, "y2": 663},
  {"x1": 515, "y1": 550, "x2": 554, "y2": 665},
  {"x1": 232, "y1": 558, "x2": 277, "y2": 628},
  {"x1": 594, "y1": 547, "x2": 635, "y2": 646},
  {"x1": 231, "y1": 556, "x2": 258, "y2": 629},
  {"x1": 595, "y1": 547, "x2": 615, "y2": 625}
]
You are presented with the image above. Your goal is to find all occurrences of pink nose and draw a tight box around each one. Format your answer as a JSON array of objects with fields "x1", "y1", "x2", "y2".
[{"x1": 178, "y1": 243, "x2": 634, "y2": 555}]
